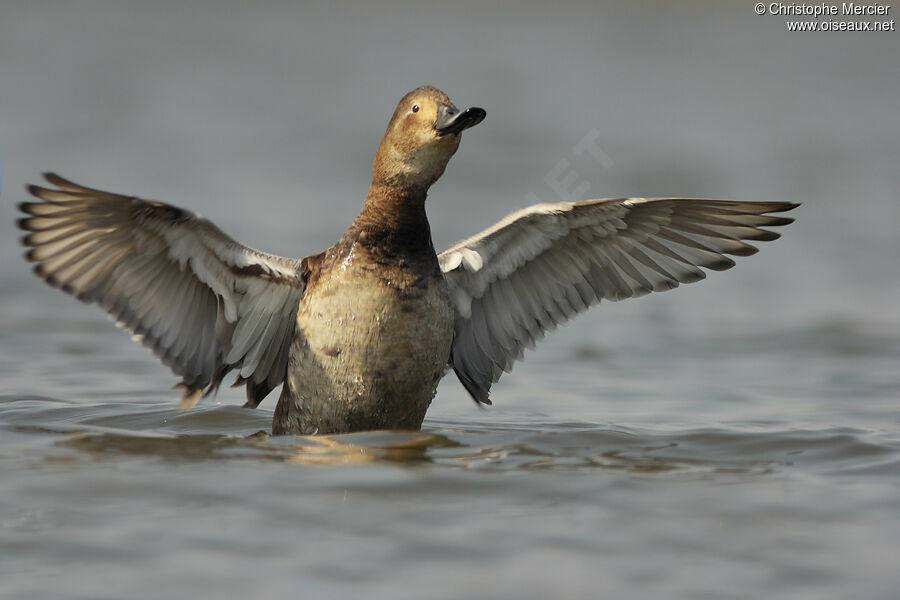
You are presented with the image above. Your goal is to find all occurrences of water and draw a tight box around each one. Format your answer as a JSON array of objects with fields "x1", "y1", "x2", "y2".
[{"x1": 1, "y1": 2, "x2": 899, "y2": 598}]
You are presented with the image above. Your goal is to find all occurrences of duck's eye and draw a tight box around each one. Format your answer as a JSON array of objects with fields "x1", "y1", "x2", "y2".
[{"x1": 411, "y1": 104, "x2": 420, "y2": 113}]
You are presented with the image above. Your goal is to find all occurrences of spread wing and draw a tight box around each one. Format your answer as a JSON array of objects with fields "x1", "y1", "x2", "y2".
[
  {"x1": 439, "y1": 198, "x2": 798, "y2": 405},
  {"x1": 18, "y1": 173, "x2": 308, "y2": 409}
]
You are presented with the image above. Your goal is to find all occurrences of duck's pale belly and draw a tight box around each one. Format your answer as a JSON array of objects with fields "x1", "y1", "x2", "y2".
[{"x1": 274, "y1": 264, "x2": 455, "y2": 434}]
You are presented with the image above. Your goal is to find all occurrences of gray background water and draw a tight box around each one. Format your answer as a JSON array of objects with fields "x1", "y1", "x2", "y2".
[{"x1": 1, "y1": 2, "x2": 898, "y2": 598}]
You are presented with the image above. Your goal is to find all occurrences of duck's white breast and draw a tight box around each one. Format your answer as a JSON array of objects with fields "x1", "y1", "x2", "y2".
[{"x1": 279, "y1": 252, "x2": 454, "y2": 434}]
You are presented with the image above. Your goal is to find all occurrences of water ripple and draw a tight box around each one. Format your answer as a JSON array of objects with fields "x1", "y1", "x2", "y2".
[{"x1": 2, "y1": 395, "x2": 896, "y2": 477}]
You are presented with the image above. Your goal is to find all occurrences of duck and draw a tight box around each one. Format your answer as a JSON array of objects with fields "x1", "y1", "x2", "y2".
[{"x1": 18, "y1": 85, "x2": 797, "y2": 435}]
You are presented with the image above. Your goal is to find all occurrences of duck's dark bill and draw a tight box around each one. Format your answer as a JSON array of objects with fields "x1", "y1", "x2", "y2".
[{"x1": 435, "y1": 105, "x2": 486, "y2": 136}]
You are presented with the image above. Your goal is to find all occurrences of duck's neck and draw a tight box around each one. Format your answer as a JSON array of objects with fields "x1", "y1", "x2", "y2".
[{"x1": 349, "y1": 181, "x2": 435, "y2": 257}]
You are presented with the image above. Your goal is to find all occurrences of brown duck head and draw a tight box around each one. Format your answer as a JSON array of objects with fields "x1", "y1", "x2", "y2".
[{"x1": 371, "y1": 86, "x2": 485, "y2": 194}]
